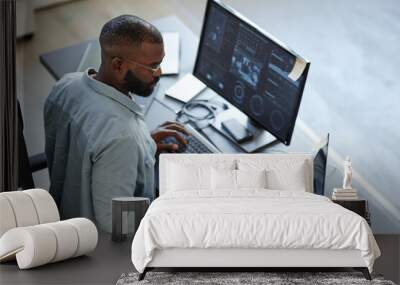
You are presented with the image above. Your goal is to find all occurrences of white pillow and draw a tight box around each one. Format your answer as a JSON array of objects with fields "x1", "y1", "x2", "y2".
[
  {"x1": 238, "y1": 158, "x2": 310, "y2": 192},
  {"x1": 212, "y1": 168, "x2": 237, "y2": 190},
  {"x1": 211, "y1": 169, "x2": 268, "y2": 190},
  {"x1": 267, "y1": 163, "x2": 307, "y2": 191},
  {"x1": 167, "y1": 163, "x2": 211, "y2": 191},
  {"x1": 236, "y1": 169, "x2": 267, "y2": 189}
]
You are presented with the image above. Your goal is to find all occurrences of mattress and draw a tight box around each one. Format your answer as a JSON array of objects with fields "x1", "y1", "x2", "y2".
[{"x1": 131, "y1": 189, "x2": 380, "y2": 273}]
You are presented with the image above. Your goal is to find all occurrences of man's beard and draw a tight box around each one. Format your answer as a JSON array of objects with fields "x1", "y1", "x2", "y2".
[{"x1": 123, "y1": 70, "x2": 159, "y2": 97}]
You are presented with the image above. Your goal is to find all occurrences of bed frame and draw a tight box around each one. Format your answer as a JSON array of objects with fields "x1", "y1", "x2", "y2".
[
  {"x1": 139, "y1": 248, "x2": 371, "y2": 280},
  {"x1": 138, "y1": 154, "x2": 372, "y2": 281}
]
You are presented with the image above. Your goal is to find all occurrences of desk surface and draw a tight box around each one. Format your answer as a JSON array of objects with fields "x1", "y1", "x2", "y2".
[{"x1": 0, "y1": 232, "x2": 133, "y2": 285}]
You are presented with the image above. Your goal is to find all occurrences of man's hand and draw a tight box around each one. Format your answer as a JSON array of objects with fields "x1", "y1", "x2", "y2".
[{"x1": 151, "y1": 121, "x2": 191, "y2": 153}]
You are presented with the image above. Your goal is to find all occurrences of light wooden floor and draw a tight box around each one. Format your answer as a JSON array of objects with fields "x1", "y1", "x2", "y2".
[{"x1": 16, "y1": 1, "x2": 400, "y2": 282}]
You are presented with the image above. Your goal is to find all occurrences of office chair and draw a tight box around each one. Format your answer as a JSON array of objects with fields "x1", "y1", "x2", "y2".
[{"x1": 17, "y1": 101, "x2": 47, "y2": 190}]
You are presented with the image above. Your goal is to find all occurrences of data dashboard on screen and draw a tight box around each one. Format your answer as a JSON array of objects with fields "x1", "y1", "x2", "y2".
[{"x1": 193, "y1": 0, "x2": 310, "y2": 145}]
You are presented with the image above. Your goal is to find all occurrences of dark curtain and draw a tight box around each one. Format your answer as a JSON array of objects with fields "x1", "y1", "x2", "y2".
[
  {"x1": 18, "y1": 101, "x2": 35, "y2": 189},
  {"x1": 0, "y1": 0, "x2": 18, "y2": 192}
]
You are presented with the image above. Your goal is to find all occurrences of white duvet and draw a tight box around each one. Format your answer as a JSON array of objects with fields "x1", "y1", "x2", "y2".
[{"x1": 131, "y1": 190, "x2": 380, "y2": 273}]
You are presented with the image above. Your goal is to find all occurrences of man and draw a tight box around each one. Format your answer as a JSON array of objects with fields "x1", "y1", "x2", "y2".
[{"x1": 44, "y1": 15, "x2": 188, "y2": 232}]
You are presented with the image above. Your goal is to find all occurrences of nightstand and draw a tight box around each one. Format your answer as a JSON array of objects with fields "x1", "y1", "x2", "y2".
[
  {"x1": 332, "y1": 199, "x2": 371, "y2": 225},
  {"x1": 112, "y1": 197, "x2": 150, "y2": 242}
]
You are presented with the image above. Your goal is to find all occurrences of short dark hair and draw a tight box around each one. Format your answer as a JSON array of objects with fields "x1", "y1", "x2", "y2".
[{"x1": 99, "y1": 15, "x2": 162, "y2": 49}]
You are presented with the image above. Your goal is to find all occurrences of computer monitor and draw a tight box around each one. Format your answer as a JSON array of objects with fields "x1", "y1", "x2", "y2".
[
  {"x1": 193, "y1": 0, "x2": 310, "y2": 146},
  {"x1": 313, "y1": 133, "x2": 330, "y2": 196}
]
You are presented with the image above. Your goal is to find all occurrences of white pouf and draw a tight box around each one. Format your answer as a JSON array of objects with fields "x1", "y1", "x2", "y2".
[
  {"x1": 0, "y1": 218, "x2": 98, "y2": 269},
  {"x1": 0, "y1": 189, "x2": 98, "y2": 269}
]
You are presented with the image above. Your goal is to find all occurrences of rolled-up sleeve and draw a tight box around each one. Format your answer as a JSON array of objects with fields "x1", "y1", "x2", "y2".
[{"x1": 91, "y1": 135, "x2": 139, "y2": 233}]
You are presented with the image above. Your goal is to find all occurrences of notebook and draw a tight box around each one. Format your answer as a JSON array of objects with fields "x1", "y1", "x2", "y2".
[{"x1": 165, "y1": 73, "x2": 206, "y2": 103}]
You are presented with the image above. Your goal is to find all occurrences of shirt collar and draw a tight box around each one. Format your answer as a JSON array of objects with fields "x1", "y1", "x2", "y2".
[{"x1": 82, "y1": 69, "x2": 144, "y2": 117}]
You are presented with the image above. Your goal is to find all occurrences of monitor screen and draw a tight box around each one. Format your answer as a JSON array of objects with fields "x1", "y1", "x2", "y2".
[
  {"x1": 313, "y1": 133, "x2": 330, "y2": 196},
  {"x1": 193, "y1": 0, "x2": 310, "y2": 145}
]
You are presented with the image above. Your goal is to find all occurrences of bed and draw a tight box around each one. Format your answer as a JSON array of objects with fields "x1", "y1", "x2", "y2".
[{"x1": 131, "y1": 154, "x2": 380, "y2": 280}]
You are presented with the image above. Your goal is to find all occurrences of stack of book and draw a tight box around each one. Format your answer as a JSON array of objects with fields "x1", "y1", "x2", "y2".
[{"x1": 332, "y1": 188, "x2": 358, "y2": 200}]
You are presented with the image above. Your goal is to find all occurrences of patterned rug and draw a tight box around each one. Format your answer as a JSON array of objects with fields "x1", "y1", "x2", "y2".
[{"x1": 116, "y1": 271, "x2": 396, "y2": 285}]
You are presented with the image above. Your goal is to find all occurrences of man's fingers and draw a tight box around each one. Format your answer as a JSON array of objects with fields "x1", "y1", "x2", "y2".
[
  {"x1": 158, "y1": 130, "x2": 187, "y2": 145},
  {"x1": 161, "y1": 121, "x2": 190, "y2": 134},
  {"x1": 157, "y1": 143, "x2": 179, "y2": 152},
  {"x1": 169, "y1": 131, "x2": 187, "y2": 145},
  {"x1": 160, "y1": 121, "x2": 176, "y2": 127},
  {"x1": 162, "y1": 124, "x2": 191, "y2": 135}
]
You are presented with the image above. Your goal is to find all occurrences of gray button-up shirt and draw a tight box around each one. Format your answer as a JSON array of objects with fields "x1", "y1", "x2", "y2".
[{"x1": 44, "y1": 69, "x2": 157, "y2": 232}]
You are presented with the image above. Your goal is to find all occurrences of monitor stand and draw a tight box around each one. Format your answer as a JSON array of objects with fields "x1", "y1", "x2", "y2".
[{"x1": 211, "y1": 108, "x2": 277, "y2": 153}]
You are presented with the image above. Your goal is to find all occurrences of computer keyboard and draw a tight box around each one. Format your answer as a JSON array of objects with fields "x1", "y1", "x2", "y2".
[{"x1": 160, "y1": 124, "x2": 220, "y2": 153}]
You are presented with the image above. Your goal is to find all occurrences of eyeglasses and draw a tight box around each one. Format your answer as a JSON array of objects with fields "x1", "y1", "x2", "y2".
[{"x1": 117, "y1": 56, "x2": 161, "y2": 75}]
